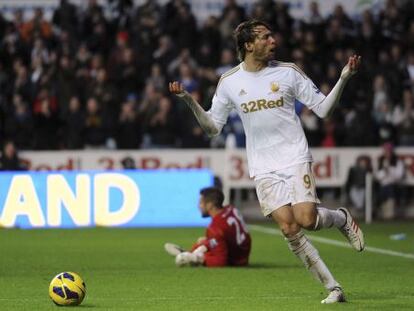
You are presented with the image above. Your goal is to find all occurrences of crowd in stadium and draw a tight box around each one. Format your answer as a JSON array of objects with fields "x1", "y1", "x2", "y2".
[{"x1": 1, "y1": 0, "x2": 414, "y2": 151}]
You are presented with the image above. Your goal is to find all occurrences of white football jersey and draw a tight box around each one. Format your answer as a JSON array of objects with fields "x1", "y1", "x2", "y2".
[{"x1": 208, "y1": 61, "x2": 326, "y2": 177}]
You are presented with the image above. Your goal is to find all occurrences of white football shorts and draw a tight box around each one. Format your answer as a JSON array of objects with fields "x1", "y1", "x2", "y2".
[{"x1": 254, "y1": 162, "x2": 320, "y2": 217}]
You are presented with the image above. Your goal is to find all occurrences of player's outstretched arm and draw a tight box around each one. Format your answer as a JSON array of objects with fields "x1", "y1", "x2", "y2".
[
  {"x1": 312, "y1": 55, "x2": 361, "y2": 118},
  {"x1": 169, "y1": 81, "x2": 220, "y2": 137}
]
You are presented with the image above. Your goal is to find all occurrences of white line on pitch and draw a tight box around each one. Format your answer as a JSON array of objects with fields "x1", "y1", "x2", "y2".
[{"x1": 249, "y1": 225, "x2": 414, "y2": 260}]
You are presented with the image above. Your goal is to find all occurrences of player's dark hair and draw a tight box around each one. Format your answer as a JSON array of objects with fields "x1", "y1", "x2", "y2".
[
  {"x1": 233, "y1": 19, "x2": 271, "y2": 61},
  {"x1": 200, "y1": 187, "x2": 224, "y2": 209}
]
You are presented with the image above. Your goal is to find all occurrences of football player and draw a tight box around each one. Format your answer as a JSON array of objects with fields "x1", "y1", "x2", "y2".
[
  {"x1": 169, "y1": 19, "x2": 364, "y2": 304},
  {"x1": 165, "y1": 187, "x2": 251, "y2": 267}
]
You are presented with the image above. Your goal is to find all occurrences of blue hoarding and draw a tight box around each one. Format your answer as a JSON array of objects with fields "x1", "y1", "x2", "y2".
[{"x1": 0, "y1": 170, "x2": 213, "y2": 229}]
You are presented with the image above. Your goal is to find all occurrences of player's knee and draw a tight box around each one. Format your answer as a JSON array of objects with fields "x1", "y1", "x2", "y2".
[
  {"x1": 297, "y1": 213, "x2": 317, "y2": 230},
  {"x1": 279, "y1": 222, "x2": 301, "y2": 237}
]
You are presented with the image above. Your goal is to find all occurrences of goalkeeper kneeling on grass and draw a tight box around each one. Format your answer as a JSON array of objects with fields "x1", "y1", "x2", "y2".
[{"x1": 165, "y1": 187, "x2": 251, "y2": 267}]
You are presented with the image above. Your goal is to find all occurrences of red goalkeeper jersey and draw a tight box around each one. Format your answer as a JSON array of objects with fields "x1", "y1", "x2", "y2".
[{"x1": 193, "y1": 205, "x2": 251, "y2": 267}]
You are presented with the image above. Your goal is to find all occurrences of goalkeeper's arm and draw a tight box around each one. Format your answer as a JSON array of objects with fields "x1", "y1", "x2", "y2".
[
  {"x1": 175, "y1": 245, "x2": 207, "y2": 267},
  {"x1": 169, "y1": 81, "x2": 220, "y2": 137},
  {"x1": 311, "y1": 55, "x2": 361, "y2": 118}
]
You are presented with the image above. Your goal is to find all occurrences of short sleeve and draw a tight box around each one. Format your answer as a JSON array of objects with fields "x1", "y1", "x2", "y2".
[
  {"x1": 207, "y1": 80, "x2": 234, "y2": 131},
  {"x1": 292, "y1": 68, "x2": 326, "y2": 109}
]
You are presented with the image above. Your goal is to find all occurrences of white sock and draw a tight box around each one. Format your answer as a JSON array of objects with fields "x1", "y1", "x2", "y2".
[
  {"x1": 287, "y1": 231, "x2": 340, "y2": 291},
  {"x1": 314, "y1": 207, "x2": 346, "y2": 230}
]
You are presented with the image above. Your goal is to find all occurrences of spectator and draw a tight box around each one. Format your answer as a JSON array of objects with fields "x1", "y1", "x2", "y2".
[
  {"x1": 87, "y1": 67, "x2": 118, "y2": 138},
  {"x1": 328, "y1": 4, "x2": 354, "y2": 36},
  {"x1": 32, "y1": 87, "x2": 58, "y2": 115},
  {"x1": 52, "y1": 0, "x2": 78, "y2": 35},
  {"x1": 108, "y1": 31, "x2": 130, "y2": 78},
  {"x1": 4, "y1": 94, "x2": 33, "y2": 149},
  {"x1": 320, "y1": 119, "x2": 338, "y2": 147},
  {"x1": 109, "y1": 0, "x2": 133, "y2": 32},
  {"x1": 197, "y1": 16, "x2": 222, "y2": 68},
  {"x1": 146, "y1": 63, "x2": 166, "y2": 93},
  {"x1": 166, "y1": 3, "x2": 198, "y2": 52},
  {"x1": 343, "y1": 103, "x2": 377, "y2": 146},
  {"x1": 300, "y1": 107, "x2": 321, "y2": 146},
  {"x1": 216, "y1": 48, "x2": 237, "y2": 77},
  {"x1": 305, "y1": 1, "x2": 325, "y2": 40},
  {"x1": 20, "y1": 8, "x2": 52, "y2": 42},
  {"x1": 33, "y1": 99, "x2": 60, "y2": 150},
  {"x1": 152, "y1": 35, "x2": 177, "y2": 70},
  {"x1": 393, "y1": 89, "x2": 414, "y2": 145},
  {"x1": 83, "y1": 97, "x2": 108, "y2": 148},
  {"x1": 81, "y1": 0, "x2": 105, "y2": 40},
  {"x1": 142, "y1": 96, "x2": 177, "y2": 148},
  {"x1": 116, "y1": 98, "x2": 142, "y2": 149},
  {"x1": 12, "y1": 63, "x2": 32, "y2": 103},
  {"x1": 220, "y1": 0, "x2": 246, "y2": 24},
  {"x1": 356, "y1": 9, "x2": 379, "y2": 70},
  {"x1": 219, "y1": 5, "x2": 243, "y2": 42},
  {"x1": 62, "y1": 96, "x2": 85, "y2": 149},
  {"x1": 223, "y1": 110, "x2": 246, "y2": 148},
  {"x1": 0, "y1": 140, "x2": 25, "y2": 171},
  {"x1": 345, "y1": 155, "x2": 373, "y2": 212},
  {"x1": 375, "y1": 142, "x2": 405, "y2": 219},
  {"x1": 138, "y1": 81, "x2": 162, "y2": 116},
  {"x1": 0, "y1": 0, "x2": 414, "y2": 152},
  {"x1": 56, "y1": 55, "x2": 76, "y2": 118},
  {"x1": 113, "y1": 48, "x2": 141, "y2": 99},
  {"x1": 378, "y1": 0, "x2": 404, "y2": 42},
  {"x1": 132, "y1": 0, "x2": 161, "y2": 70},
  {"x1": 74, "y1": 43, "x2": 92, "y2": 101},
  {"x1": 178, "y1": 62, "x2": 199, "y2": 93},
  {"x1": 272, "y1": 1, "x2": 293, "y2": 36},
  {"x1": 402, "y1": 51, "x2": 414, "y2": 90},
  {"x1": 167, "y1": 48, "x2": 198, "y2": 78}
]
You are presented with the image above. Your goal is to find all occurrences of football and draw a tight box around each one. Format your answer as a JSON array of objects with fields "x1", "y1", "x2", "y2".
[{"x1": 48, "y1": 272, "x2": 86, "y2": 306}]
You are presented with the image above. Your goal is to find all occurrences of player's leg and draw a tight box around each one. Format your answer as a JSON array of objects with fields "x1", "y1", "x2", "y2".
[
  {"x1": 164, "y1": 243, "x2": 186, "y2": 256},
  {"x1": 293, "y1": 203, "x2": 364, "y2": 251},
  {"x1": 271, "y1": 206, "x2": 343, "y2": 300},
  {"x1": 313, "y1": 205, "x2": 364, "y2": 251},
  {"x1": 292, "y1": 202, "x2": 355, "y2": 243},
  {"x1": 292, "y1": 202, "x2": 346, "y2": 230},
  {"x1": 255, "y1": 173, "x2": 344, "y2": 303},
  {"x1": 293, "y1": 163, "x2": 364, "y2": 251},
  {"x1": 295, "y1": 203, "x2": 366, "y2": 252}
]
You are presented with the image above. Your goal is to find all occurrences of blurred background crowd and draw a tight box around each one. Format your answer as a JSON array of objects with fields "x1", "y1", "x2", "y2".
[{"x1": 1, "y1": 0, "x2": 414, "y2": 151}]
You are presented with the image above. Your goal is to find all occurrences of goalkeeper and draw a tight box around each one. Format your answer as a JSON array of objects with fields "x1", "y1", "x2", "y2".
[{"x1": 165, "y1": 187, "x2": 251, "y2": 267}]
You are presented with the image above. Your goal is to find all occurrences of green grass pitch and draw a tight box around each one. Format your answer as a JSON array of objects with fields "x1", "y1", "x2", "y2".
[{"x1": 1, "y1": 222, "x2": 414, "y2": 310}]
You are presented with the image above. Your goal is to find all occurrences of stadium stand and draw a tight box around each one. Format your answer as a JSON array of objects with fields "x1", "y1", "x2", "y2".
[{"x1": 1, "y1": 0, "x2": 414, "y2": 150}]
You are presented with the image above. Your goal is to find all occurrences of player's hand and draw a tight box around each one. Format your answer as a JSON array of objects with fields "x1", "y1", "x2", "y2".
[
  {"x1": 340, "y1": 55, "x2": 361, "y2": 80},
  {"x1": 169, "y1": 81, "x2": 186, "y2": 98},
  {"x1": 197, "y1": 237, "x2": 207, "y2": 244}
]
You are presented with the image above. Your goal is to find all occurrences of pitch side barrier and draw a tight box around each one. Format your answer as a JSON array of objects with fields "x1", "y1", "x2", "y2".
[
  {"x1": 0, "y1": 170, "x2": 213, "y2": 229},
  {"x1": 14, "y1": 148, "x2": 414, "y2": 225},
  {"x1": 18, "y1": 147, "x2": 414, "y2": 188}
]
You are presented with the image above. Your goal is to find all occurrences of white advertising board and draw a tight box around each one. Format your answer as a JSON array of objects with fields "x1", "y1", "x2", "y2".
[{"x1": 19, "y1": 148, "x2": 414, "y2": 188}]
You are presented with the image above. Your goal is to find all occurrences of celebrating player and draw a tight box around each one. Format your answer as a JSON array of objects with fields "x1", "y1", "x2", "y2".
[
  {"x1": 165, "y1": 187, "x2": 251, "y2": 267},
  {"x1": 169, "y1": 19, "x2": 364, "y2": 303}
]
